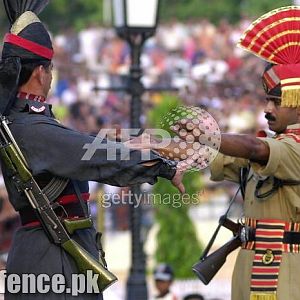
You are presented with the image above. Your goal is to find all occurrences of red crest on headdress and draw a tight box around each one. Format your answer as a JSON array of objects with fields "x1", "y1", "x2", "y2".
[{"x1": 238, "y1": 6, "x2": 300, "y2": 107}]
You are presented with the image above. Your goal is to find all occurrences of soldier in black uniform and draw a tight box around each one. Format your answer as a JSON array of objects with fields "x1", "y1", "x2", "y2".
[{"x1": 0, "y1": 1, "x2": 184, "y2": 299}]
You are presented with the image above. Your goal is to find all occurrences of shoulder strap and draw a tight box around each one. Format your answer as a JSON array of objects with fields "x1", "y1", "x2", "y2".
[
  {"x1": 71, "y1": 180, "x2": 90, "y2": 218},
  {"x1": 239, "y1": 166, "x2": 250, "y2": 201}
]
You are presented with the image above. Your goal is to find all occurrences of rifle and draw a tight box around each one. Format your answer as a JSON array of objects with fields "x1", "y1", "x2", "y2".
[
  {"x1": 192, "y1": 180, "x2": 250, "y2": 285},
  {"x1": 0, "y1": 115, "x2": 117, "y2": 292},
  {"x1": 192, "y1": 216, "x2": 242, "y2": 285}
]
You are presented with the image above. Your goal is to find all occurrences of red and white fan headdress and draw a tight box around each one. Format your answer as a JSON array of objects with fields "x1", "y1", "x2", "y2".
[{"x1": 238, "y1": 6, "x2": 300, "y2": 107}]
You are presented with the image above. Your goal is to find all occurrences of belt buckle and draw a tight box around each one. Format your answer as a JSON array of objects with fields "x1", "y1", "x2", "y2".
[{"x1": 262, "y1": 249, "x2": 274, "y2": 265}]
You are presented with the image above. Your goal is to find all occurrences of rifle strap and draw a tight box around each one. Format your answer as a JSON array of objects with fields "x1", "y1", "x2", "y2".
[
  {"x1": 239, "y1": 165, "x2": 251, "y2": 201},
  {"x1": 255, "y1": 176, "x2": 300, "y2": 199},
  {"x1": 71, "y1": 180, "x2": 90, "y2": 218},
  {"x1": 96, "y1": 232, "x2": 107, "y2": 268},
  {"x1": 200, "y1": 186, "x2": 242, "y2": 260}
]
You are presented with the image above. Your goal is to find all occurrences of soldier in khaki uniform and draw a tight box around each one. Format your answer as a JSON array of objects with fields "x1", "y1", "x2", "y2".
[
  {"x1": 210, "y1": 128, "x2": 300, "y2": 300},
  {"x1": 200, "y1": 6, "x2": 300, "y2": 300},
  {"x1": 126, "y1": 6, "x2": 300, "y2": 300}
]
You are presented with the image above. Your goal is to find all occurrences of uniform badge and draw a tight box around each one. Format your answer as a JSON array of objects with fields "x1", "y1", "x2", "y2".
[
  {"x1": 262, "y1": 249, "x2": 274, "y2": 265},
  {"x1": 30, "y1": 105, "x2": 46, "y2": 113}
]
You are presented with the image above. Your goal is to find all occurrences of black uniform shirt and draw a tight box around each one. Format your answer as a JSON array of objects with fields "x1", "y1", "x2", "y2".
[{"x1": 1, "y1": 97, "x2": 177, "y2": 210}]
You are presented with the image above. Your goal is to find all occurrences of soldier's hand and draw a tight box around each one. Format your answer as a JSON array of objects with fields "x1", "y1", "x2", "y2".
[
  {"x1": 124, "y1": 132, "x2": 161, "y2": 150},
  {"x1": 171, "y1": 167, "x2": 185, "y2": 194}
]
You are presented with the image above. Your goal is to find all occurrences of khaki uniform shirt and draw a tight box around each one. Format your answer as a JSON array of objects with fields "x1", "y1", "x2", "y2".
[{"x1": 209, "y1": 124, "x2": 300, "y2": 300}]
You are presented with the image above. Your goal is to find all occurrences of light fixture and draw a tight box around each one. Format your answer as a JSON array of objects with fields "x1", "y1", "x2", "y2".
[{"x1": 113, "y1": 0, "x2": 159, "y2": 36}]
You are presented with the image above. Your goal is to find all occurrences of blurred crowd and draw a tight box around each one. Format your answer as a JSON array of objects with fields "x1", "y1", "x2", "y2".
[
  {"x1": 0, "y1": 17, "x2": 269, "y2": 261},
  {"x1": 48, "y1": 16, "x2": 267, "y2": 134}
]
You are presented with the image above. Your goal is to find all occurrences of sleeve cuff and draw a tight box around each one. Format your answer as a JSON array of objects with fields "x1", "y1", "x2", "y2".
[
  {"x1": 158, "y1": 158, "x2": 177, "y2": 180},
  {"x1": 209, "y1": 153, "x2": 225, "y2": 181}
]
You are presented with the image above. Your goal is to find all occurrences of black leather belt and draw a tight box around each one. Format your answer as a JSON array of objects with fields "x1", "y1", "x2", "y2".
[
  {"x1": 19, "y1": 201, "x2": 86, "y2": 226},
  {"x1": 283, "y1": 232, "x2": 300, "y2": 244}
]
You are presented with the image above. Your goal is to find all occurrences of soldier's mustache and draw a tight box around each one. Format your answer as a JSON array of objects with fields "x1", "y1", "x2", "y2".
[{"x1": 265, "y1": 113, "x2": 276, "y2": 122}]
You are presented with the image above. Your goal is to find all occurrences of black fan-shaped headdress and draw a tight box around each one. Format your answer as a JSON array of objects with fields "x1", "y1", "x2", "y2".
[
  {"x1": 2, "y1": 0, "x2": 53, "y2": 61},
  {"x1": 0, "y1": 0, "x2": 52, "y2": 115}
]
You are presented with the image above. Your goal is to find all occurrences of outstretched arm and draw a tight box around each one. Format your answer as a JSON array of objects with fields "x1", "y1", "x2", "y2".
[
  {"x1": 169, "y1": 119, "x2": 270, "y2": 165},
  {"x1": 11, "y1": 118, "x2": 184, "y2": 191},
  {"x1": 219, "y1": 134, "x2": 270, "y2": 165}
]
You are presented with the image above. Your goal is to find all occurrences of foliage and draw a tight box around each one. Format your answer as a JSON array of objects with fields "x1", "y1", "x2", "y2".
[
  {"x1": 159, "y1": 0, "x2": 292, "y2": 23},
  {"x1": 241, "y1": 0, "x2": 292, "y2": 18},
  {"x1": 0, "y1": 0, "x2": 104, "y2": 35},
  {"x1": 148, "y1": 94, "x2": 203, "y2": 279},
  {"x1": 159, "y1": 0, "x2": 244, "y2": 23},
  {"x1": 40, "y1": 0, "x2": 104, "y2": 32}
]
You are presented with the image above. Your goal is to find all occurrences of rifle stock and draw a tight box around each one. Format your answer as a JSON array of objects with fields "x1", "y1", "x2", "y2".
[
  {"x1": 192, "y1": 235, "x2": 241, "y2": 285},
  {"x1": 62, "y1": 239, "x2": 117, "y2": 291},
  {"x1": 220, "y1": 215, "x2": 240, "y2": 235}
]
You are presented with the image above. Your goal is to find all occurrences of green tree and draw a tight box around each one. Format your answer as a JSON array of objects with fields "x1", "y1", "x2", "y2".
[
  {"x1": 159, "y1": 0, "x2": 243, "y2": 23},
  {"x1": 148, "y1": 94, "x2": 203, "y2": 278},
  {"x1": 0, "y1": 0, "x2": 104, "y2": 35},
  {"x1": 41, "y1": 0, "x2": 103, "y2": 32},
  {"x1": 241, "y1": 0, "x2": 291, "y2": 18}
]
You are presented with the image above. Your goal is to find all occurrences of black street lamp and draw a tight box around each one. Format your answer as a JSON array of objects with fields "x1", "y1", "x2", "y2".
[{"x1": 112, "y1": 1, "x2": 160, "y2": 299}]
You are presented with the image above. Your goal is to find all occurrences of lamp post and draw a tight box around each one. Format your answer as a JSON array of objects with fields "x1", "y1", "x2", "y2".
[{"x1": 112, "y1": 1, "x2": 160, "y2": 299}]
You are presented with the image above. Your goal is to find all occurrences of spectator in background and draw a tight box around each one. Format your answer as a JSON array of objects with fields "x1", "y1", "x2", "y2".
[{"x1": 153, "y1": 263, "x2": 178, "y2": 300}]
